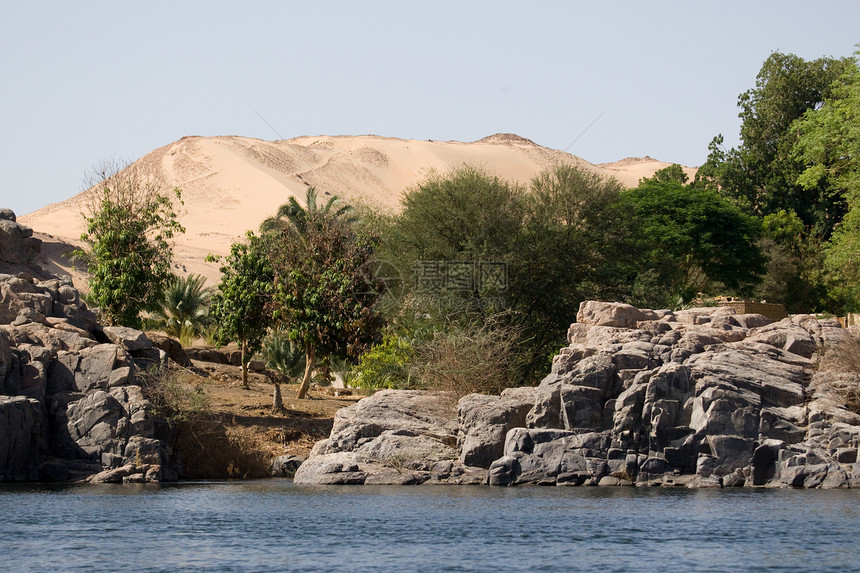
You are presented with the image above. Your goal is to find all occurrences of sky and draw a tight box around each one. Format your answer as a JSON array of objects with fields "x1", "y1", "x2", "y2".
[{"x1": 1, "y1": 1, "x2": 858, "y2": 217}]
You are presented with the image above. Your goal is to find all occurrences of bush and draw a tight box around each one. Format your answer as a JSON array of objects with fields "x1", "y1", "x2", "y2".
[
  {"x1": 409, "y1": 317, "x2": 520, "y2": 398},
  {"x1": 261, "y1": 329, "x2": 306, "y2": 380},
  {"x1": 138, "y1": 367, "x2": 208, "y2": 428},
  {"x1": 352, "y1": 334, "x2": 414, "y2": 389}
]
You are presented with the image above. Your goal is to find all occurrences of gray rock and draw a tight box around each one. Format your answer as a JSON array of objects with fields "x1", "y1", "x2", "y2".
[
  {"x1": 270, "y1": 454, "x2": 306, "y2": 477},
  {"x1": 102, "y1": 326, "x2": 152, "y2": 352},
  {"x1": 0, "y1": 396, "x2": 43, "y2": 480},
  {"x1": 0, "y1": 219, "x2": 41, "y2": 265},
  {"x1": 576, "y1": 301, "x2": 655, "y2": 328},
  {"x1": 705, "y1": 435, "x2": 756, "y2": 477},
  {"x1": 457, "y1": 389, "x2": 535, "y2": 468},
  {"x1": 146, "y1": 333, "x2": 191, "y2": 367},
  {"x1": 74, "y1": 344, "x2": 122, "y2": 392}
]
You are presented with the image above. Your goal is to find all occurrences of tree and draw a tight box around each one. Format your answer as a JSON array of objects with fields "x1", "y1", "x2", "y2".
[
  {"x1": 148, "y1": 274, "x2": 213, "y2": 345},
  {"x1": 383, "y1": 164, "x2": 633, "y2": 383},
  {"x1": 73, "y1": 162, "x2": 184, "y2": 328},
  {"x1": 516, "y1": 164, "x2": 634, "y2": 369},
  {"x1": 698, "y1": 51, "x2": 850, "y2": 234},
  {"x1": 792, "y1": 53, "x2": 860, "y2": 311},
  {"x1": 264, "y1": 194, "x2": 384, "y2": 399},
  {"x1": 623, "y1": 179, "x2": 766, "y2": 302},
  {"x1": 209, "y1": 232, "x2": 274, "y2": 389},
  {"x1": 260, "y1": 187, "x2": 356, "y2": 237}
]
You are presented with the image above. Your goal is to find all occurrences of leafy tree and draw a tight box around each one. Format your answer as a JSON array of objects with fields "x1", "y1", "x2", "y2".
[
  {"x1": 73, "y1": 163, "x2": 184, "y2": 328},
  {"x1": 148, "y1": 274, "x2": 213, "y2": 345},
  {"x1": 623, "y1": 179, "x2": 766, "y2": 301},
  {"x1": 792, "y1": 52, "x2": 860, "y2": 310},
  {"x1": 515, "y1": 164, "x2": 634, "y2": 369},
  {"x1": 209, "y1": 232, "x2": 274, "y2": 389},
  {"x1": 264, "y1": 195, "x2": 384, "y2": 399},
  {"x1": 384, "y1": 164, "x2": 633, "y2": 383},
  {"x1": 699, "y1": 51, "x2": 850, "y2": 234},
  {"x1": 648, "y1": 163, "x2": 689, "y2": 185}
]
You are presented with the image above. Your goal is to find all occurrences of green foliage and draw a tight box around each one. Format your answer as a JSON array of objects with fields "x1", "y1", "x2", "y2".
[
  {"x1": 209, "y1": 232, "x2": 275, "y2": 386},
  {"x1": 148, "y1": 274, "x2": 213, "y2": 345},
  {"x1": 352, "y1": 334, "x2": 414, "y2": 389},
  {"x1": 791, "y1": 52, "x2": 860, "y2": 311},
  {"x1": 623, "y1": 179, "x2": 765, "y2": 302},
  {"x1": 382, "y1": 164, "x2": 632, "y2": 383},
  {"x1": 260, "y1": 187, "x2": 357, "y2": 237},
  {"x1": 648, "y1": 163, "x2": 688, "y2": 185},
  {"x1": 264, "y1": 190, "x2": 385, "y2": 398},
  {"x1": 72, "y1": 163, "x2": 185, "y2": 328},
  {"x1": 698, "y1": 51, "x2": 851, "y2": 235},
  {"x1": 261, "y1": 329, "x2": 306, "y2": 379}
]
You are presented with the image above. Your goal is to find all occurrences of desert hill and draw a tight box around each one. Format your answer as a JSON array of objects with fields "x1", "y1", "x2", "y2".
[{"x1": 20, "y1": 134, "x2": 695, "y2": 287}]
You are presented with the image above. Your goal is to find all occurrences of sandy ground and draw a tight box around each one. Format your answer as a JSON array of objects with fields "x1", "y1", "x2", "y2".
[{"x1": 20, "y1": 133, "x2": 696, "y2": 289}]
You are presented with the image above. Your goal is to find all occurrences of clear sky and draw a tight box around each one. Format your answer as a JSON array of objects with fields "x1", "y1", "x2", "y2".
[{"x1": 1, "y1": 1, "x2": 858, "y2": 217}]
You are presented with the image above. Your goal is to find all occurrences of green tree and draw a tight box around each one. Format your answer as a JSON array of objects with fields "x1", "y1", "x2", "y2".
[
  {"x1": 793, "y1": 52, "x2": 860, "y2": 311},
  {"x1": 384, "y1": 164, "x2": 633, "y2": 383},
  {"x1": 148, "y1": 274, "x2": 213, "y2": 345},
  {"x1": 260, "y1": 187, "x2": 356, "y2": 237},
  {"x1": 623, "y1": 179, "x2": 766, "y2": 302},
  {"x1": 73, "y1": 163, "x2": 184, "y2": 328},
  {"x1": 209, "y1": 232, "x2": 274, "y2": 389},
  {"x1": 264, "y1": 195, "x2": 384, "y2": 399},
  {"x1": 699, "y1": 51, "x2": 850, "y2": 234},
  {"x1": 516, "y1": 164, "x2": 634, "y2": 369}
]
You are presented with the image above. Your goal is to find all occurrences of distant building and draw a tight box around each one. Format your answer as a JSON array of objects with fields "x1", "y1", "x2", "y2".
[{"x1": 715, "y1": 297, "x2": 788, "y2": 322}]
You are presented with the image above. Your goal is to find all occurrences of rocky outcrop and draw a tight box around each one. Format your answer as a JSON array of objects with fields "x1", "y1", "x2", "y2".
[
  {"x1": 294, "y1": 390, "x2": 485, "y2": 485},
  {"x1": 0, "y1": 210, "x2": 41, "y2": 267},
  {"x1": 298, "y1": 301, "x2": 860, "y2": 489},
  {"x1": 0, "y1": 209, "x2": 176, "y2": 483}
]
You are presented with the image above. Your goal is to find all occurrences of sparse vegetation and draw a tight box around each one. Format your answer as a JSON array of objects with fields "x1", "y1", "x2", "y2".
[{"x1": 138, "y1": 366, "x2": 209, "y2": 430}]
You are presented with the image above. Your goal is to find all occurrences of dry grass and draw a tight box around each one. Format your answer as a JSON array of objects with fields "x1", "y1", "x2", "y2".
[{"x1": 141, "y1": 360, "x2": 360, "y2": 479}]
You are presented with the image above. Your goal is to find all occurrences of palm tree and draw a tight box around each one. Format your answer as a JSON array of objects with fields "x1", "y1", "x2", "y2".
[
  {"x1": 260, "y1": 187, "x2": 356, "y2": 236},
  {"x1": 150, "y1": 274, "x2": 213, "y2": 345}
]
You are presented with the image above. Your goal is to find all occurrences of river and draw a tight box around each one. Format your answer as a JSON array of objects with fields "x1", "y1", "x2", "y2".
[{"x1": 2, "y1": 481, "x2": 859, "y2": 572}]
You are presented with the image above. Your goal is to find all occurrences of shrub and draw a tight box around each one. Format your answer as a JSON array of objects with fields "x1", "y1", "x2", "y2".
[
  {"x1": 409, "y1": 317, "x2": 520, "y2": 398},
  {"x1": 139, "y1": 367, "x2": 208, "y2": 428},
  {"x1": 353, "y1": 334, "x2": 414, "y2": 389}
]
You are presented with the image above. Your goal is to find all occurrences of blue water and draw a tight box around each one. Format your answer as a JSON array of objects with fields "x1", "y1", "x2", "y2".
[{"x1": 2, "y1": 481, "x2": 859, "y2": 572}]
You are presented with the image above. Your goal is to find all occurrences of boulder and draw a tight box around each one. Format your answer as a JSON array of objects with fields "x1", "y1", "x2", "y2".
[
  {"x1": 457, "y1": 388, "x2": 535, "y2": 468},
  {"x1": 102, "y1": 326, "x2": 153, "y2": 352},
  {"x1": 576, "y1": 301, "x2": 654, "y2": 328},
  {"x1": 0, "y1": 218, "x2": 41, "y2": 265},
  {"x1": 270, "y1": 454, "x2": 306, "y2": 477}
]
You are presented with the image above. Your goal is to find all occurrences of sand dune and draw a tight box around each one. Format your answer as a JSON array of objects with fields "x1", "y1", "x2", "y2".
[{"x1": 20, "y1": 134, "x2": 695, "y2": 287}]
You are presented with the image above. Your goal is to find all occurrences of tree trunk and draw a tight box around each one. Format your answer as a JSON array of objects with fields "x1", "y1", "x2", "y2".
[
  {"x1": 272, "y1": 383, "x2": 283, "y2": 412},
  {"x1": 296, "y1": 343, "x2": 316, "y2": 399},
  {"x1": 241, "y1": 339, "x2": 249, "y2": 390}
]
